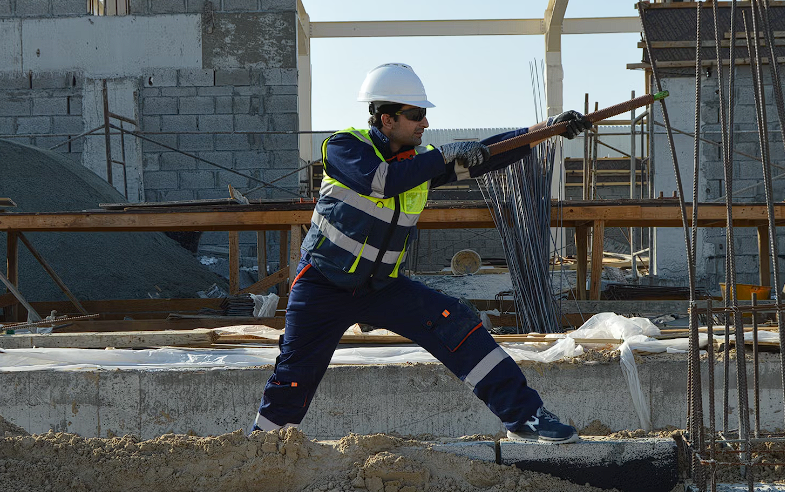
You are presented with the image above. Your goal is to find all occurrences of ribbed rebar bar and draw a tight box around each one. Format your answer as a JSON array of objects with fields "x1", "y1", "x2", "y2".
[{"x1": 756, "y1": 0, "x2": 785, "y2": 427}]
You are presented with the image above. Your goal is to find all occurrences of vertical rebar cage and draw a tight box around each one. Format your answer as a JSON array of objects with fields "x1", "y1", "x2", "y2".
[{"x1": 640, "y1": 1, "x2": 785, "y2": 490}]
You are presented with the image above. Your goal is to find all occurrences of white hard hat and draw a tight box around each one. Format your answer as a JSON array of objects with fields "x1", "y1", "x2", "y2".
[{"x1": 357, "y1": 63, "x2": 435, "y2": 108}]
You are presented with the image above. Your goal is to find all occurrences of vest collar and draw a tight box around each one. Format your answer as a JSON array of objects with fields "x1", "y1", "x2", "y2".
[{"x1": 369, "y1": 126, "x2": 415, "y2": 161}]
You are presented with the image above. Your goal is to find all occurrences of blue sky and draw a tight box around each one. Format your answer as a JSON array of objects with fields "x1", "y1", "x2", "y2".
[{"x1": 300, "y1": 0, "x2": 645, "y2": 131}]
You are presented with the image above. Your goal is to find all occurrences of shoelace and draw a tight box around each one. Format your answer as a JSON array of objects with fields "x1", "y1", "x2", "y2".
[{"x1": 539, "y1": 407, "x2": 561, "y2": 423}]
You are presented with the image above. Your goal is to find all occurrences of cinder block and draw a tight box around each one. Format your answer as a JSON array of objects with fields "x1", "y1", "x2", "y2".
[
  {"x1": 51, "y1": 115, "x2": 83, "y2": 134},
  {"x1": 0, "y1": 97, "x2": 31, "y2": 116},
  {"x1": 198, "y1": 114, "x2": 233, "y2": 133},
  {"x1": 234, "y1": 151, "x2": 264, "y2": 170},
  {"x1": 196, "y1": 151, "x2": 233, "y2": 170},
  {"x1": 141, "y1": 115, "x2": 161, "y2": 132},
  {"x1": 178, "y1": 68, "x2": 215, "y2": 87},
  {"x1": 16, "y1": 0, "x2": 50, "y2": 16},
  {"x1": 16, "y1": 116, "x2": 51, "y2": 134},
  {"x1": 143, "y1": 153, "x2": 160, "y2": 171},
  {"x1": 196, "y1": 189, "x2": 230, "y2": 200},
  {"x1": 183, "y1": 0, "x2": 204, "y2": 13},
  {"x1": 129, "y1": 0, "x2": 149, "y2": 15},
  {"x1": 0, "y1": 117, "x2": 14, "y2": 134},
  {"x1": 141, "y1": 133, "x2": 177, "y2": 152},
  {"x1": 268, "y1": 85, "x2": 297, "y2": 95},
  {"x1": 263, "y1": 133, "x2": 297, "y2": 150},
  {"x1": 0, "y1": 74, "x2": 29, "y2": 89},
  {"x1": 265, "y1": 94, "x2": 297, "y2": 113},
  {"x1": 197, "y1": 86, "x2": 234, "y2": 96},
  {"x1": 179, "y1": 170, "x2": 216, "y2": 189},
  {"x1": 217, "y1": 170, "x2": 252, "y2": 189},
  {"x1": 260, "y1": 0, "x2": 295, "y2": 11},
  {"x1": 144, "y1": 170, "x2": 179, "y2": 189},
  {"x1": 216, "y1": 133, "x2": 250, "y2": 151},
  {"x1": 162, "y1": 189, "x2": 196, "y2": 201},
  {"x1": 215, "y1": 96, "x2": 233, "y2": 114},
  {"x1": 67, "y1": 95, "x2": 82, "y2": 115},
  {"x1": 32, "y1": 135, "x2": 63, "y2": 150},
  {"x1": 141, "y1": 87, "x2": 160, "y2": 98},
  {"x1": 280, "y1": 68, "x2": 297, "y2": 85},
  {"x1": 161, "y1": 152, "x2": 198, "y2": 170},
  {"x1": 179, "y1": 134, "x2": 214, "y2": 151},
  {"x1": 150, "y1": 0, "x2": 185, "y2": 14},
  {"x1": 179, "y1": 96, "x2": 215, "y2": 115},
  {"x1": 161, "y1": 87, "x2": 197, "y2": 97},
  {"x1": 215, "y1": 69, "x2": 251, "y2": 86},
  {"x1": 233, "y1": 86, "x2": 262, "y2": 96},
  {"x1": 31, "y1": 73, "x2": 71, "y2": 89},
  {"x1": 258, "y1": 68, "x2": 282, "y2": 85},
  {"x1": 142, "y1": 97, "x2": 178, "y2": 115},
  {"x1": 0, "y1": 0, "x2": 12, "y2": 16},
  {"x1": 234, "y1": 113, "x2": 263, "y2": 132},
  {"x1": 272, "y1": 149, "x2": 299, "y2": 168},
  {"x1": 232, "y1": 96, "x2": 252, "y2": 114},
  {"x1": 223, "y1": 0, "x2": 258, "y2": 12},
  {"x1": 161, "y1": 114, "x2": 198, "y2": 132},
  {"x1": 268, "y1": 113, "x2": 297, "y2": 131},
  {"x1": 52, "y1": 0, "x2": 84, "y2": 15},
  {"x1": 143, "y1": 69, "x2": 178, "y2": 88}
]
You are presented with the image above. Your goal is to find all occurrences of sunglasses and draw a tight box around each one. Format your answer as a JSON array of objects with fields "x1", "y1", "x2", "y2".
[{"x1": 394, "y1": 107, "x2": 427, "y2": 122}]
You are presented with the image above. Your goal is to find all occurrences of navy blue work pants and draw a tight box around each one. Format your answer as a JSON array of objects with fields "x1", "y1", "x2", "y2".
[{"x1": 253, "y1": 257, "x2": 543, "y2": 433}]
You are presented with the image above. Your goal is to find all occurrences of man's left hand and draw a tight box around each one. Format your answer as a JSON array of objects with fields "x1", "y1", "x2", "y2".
[{"x1": 548, "y1": 110, "x2": 592, "y2": 139}]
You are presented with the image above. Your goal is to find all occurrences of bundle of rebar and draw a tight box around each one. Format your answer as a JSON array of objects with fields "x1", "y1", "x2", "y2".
[{"x1": 481, "y1": 140, "x2": 563, "y2": 334}]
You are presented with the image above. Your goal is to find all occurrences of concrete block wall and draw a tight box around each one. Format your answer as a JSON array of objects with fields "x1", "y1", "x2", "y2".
[
  {"x1": 693, "y1": 66, "x2": 785, "y2": 290},
  {"x1": 412, "y1": 228, "x2": 507, "y2": 272},
  {"x1": 0, "y1": 73, "x2": 84, "y2": 160}
]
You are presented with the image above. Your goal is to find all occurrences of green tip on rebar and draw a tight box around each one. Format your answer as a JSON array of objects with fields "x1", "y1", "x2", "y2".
[{"x1": 652, "y1": 90, "x2": 669, "y2": 101}]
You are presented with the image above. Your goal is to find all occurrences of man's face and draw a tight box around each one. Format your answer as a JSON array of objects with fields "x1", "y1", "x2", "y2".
[{"x1": 382, "y1": 104, "x2": 429, "y2": 151}]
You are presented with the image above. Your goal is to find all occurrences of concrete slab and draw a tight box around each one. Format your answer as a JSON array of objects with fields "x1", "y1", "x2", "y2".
[{"x1": 500, "y1": 437, "x2": 678, "y2": 492}]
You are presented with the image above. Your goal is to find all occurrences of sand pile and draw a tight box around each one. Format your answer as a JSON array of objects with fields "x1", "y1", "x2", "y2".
[
  {"x1": 0, "y1": 139, "x2": 227, "y2": 301},
  {"x1": 0, "y1": 426, "x2": 615, "y2": 492}
]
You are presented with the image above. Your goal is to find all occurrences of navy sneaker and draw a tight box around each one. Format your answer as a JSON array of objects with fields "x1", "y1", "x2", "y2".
[{"x1": 506, "y1": 406, "x2": 579, "y2": 444}]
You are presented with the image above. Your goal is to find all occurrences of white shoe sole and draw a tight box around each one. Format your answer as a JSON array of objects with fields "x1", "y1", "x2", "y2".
[{"x1": 506, "y1": 431, "x2": 580, "y2": 444}]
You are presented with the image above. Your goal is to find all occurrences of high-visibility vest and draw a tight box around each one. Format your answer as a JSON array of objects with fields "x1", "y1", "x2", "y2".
[{"x1": 301, "y1": 127, "x2": 432, "y2": 290}]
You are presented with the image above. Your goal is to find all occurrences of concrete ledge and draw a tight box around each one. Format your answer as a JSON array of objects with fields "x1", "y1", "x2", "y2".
[{"x1": 500, "y1": 438, "x2": 678, "y2": 492}]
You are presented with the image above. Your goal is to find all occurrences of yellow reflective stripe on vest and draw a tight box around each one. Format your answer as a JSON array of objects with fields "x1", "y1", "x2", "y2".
[
  {"x1": 319, "y1": 179, "x2": 420, "y2": 228},
  {"x1": 311, "y1": 210, "x2": 404, "y2": 265}
]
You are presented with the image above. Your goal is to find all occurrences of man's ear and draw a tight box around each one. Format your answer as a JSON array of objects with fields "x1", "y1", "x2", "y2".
[{"x1": 381, "y1": 113, "x2": 395, "y2": 129}]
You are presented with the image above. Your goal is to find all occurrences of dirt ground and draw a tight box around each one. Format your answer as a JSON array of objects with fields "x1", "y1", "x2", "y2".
[{"x1": 1, "y1": 414, "x2": 621, "y2": 492}]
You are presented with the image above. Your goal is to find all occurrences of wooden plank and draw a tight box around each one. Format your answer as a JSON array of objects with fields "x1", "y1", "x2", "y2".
[
  {"x1": 589, "y1": 220, "x2": 605, "y2": 300},
  {"x1": 6, "y1": 230, "x2": 18, "y2": 321},
  {"x1": 17, "y1": 232, "x2": 89, "y2": 316},
  {"x1": 52, "y1": 317, "x2": 286, "y2": 333},
  {"x1": 0, "y1": 292, "x2": 17, "y2": 309},
  {"x1": 289, "y1": 224, "x2": 302, "y2": 289},
  {"x1": 228, "y1": 231, "x2": 240, "y2": 295},
  {"x1": 575, "y1": 225, "x2": 588, "y2": 300},
  {"x1": 0, "y1": 328, "x2": 217, "y2": 349},
  {"x1": 758, "y1": 226, "x2": 772, "y2": 290},
  {"x1": 100, "y1": 198, "x2": 242, "y2": 210},
  {"x1": 279, "y1": 230, "x2": 288, "y2": 294},
  {"x1": 257, "y1": 231, "x2": 267, "y2": 281},
  {"x1": 239, "y1": 267, "x2": 288, "y2": 295}
]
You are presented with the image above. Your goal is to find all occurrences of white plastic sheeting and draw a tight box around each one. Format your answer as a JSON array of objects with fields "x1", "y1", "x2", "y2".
[{"x1": 2, "y1": 313, "x2": 774, "y2": 431}]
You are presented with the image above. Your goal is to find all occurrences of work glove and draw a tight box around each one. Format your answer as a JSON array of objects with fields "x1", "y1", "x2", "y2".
[
  {"x1": 548, "y1": 110, "x2": 592, "y2": 139},
  {"x1": 439, "y1": 141, "x2": 491, "y2": 181}
]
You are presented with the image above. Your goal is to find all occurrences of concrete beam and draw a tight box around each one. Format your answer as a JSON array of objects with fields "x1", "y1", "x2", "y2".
[
  {"x1": 1, "y1": 357, "x2": 782, "y2": 440},
  {"x1": 308, "y1": 17, "x2": 641, "y2": 38}
]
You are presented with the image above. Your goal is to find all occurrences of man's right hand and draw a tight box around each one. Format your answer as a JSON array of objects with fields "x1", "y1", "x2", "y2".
[{"x1": 439, "y1": 141, "x2": 490, "y2": 180}]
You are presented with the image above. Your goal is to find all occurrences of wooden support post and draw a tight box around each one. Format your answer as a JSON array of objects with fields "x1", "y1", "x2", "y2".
[
  {"x1": 228, "y1": 231, "x2": 240, "y2": 295},
  {"x1": 289, "y1": 224, "x2": 302, "y2": 289},
  {"x1": 575, "y1": 225, "x2": 588, "y2": 300},
  {"x1": 257, "y1": 231, "x2": 267, "y2": 281},
  {"x1": 6, "y1": 230, "x2": 18, "y2": 321},
  {"x1": 758, "y1": 225, "x2": 772, "y2": 289},
  {"x1": 278, "y1": 230, "x2": 288, "y2": 294},
  {"x1": 17, "y1": 232, "x2": 89, "y2": 316},
  {"x1": 589, "y1": 220, "x2": 605, "y2": 300}
]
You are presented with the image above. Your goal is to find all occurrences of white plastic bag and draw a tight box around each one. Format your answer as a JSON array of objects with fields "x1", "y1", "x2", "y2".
[{"x1": 249, "y1": 293, "x2": 279, "y2": 318}]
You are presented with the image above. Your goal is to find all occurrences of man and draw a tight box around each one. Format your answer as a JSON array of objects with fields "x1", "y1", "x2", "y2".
[{"x1": 252, "y1": 63, "x2": 591, "y2": 443}]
